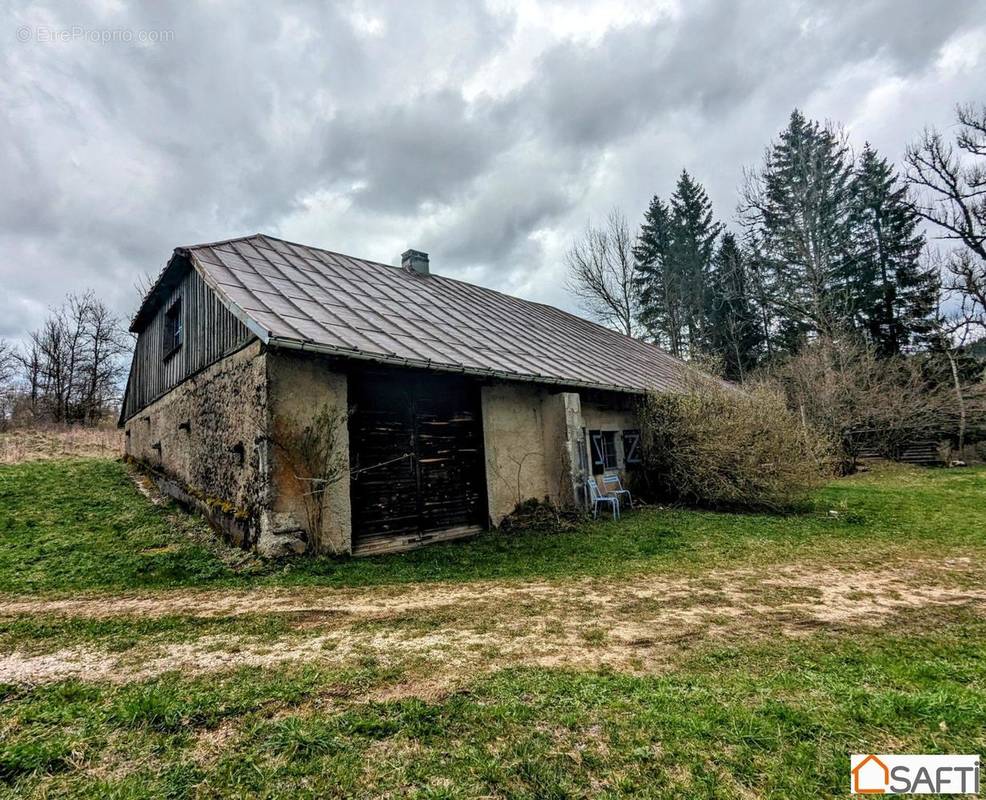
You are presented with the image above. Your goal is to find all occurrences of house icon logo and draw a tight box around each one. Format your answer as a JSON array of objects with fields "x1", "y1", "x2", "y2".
[
  {"x1": 851, "y1": 752, "x2": 981, "y2": 794},
  {"x1": 852, "y1": 754, "x2": 889, "y2": 794}
]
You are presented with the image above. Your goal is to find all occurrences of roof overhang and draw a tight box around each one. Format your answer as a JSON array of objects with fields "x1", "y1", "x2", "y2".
[
  {"x1": 265, "y1": 335, "x2": 651, "y2": 396},
  {"x1": 129, "y1": 249, "x2": 189, "y2": 333}
]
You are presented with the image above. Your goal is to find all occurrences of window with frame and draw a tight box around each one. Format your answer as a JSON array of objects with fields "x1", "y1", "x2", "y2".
[
  {"x1": 588, "y1": 429, "x2": 618, "y2": 474},
  {"x1": 164, "y1": 300, "x2": 182, "y2": 359}
]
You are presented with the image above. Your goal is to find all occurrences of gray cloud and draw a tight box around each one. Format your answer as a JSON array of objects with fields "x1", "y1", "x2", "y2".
[{"x1": 1, "y1": 0, "x2": 982, "y2": 344}]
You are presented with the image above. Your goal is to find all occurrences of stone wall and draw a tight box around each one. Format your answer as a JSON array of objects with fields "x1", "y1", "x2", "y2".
[
  {"x1": 124, "y1": 344, "x2": 642, "y2": 552},
  {"x1": 124, "y1": 344, "x2": 353, "y2": 557},
  {"x1": 124, "y1": 341, "x2": 270, "y2": 547}
]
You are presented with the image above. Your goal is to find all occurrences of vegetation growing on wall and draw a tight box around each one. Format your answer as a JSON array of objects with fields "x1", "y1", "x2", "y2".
[{"x1": 273, "y1": 404, "x2": 348, "y2": 555}]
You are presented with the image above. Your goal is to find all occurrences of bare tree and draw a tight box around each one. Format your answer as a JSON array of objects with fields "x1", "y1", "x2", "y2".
[
  {"x1": 566, "y1": 209, "x2": 639, "y2": 337},
  {"x1": 768, "y1": 336, "x2": 980, "y2": 470},
  {"x1": 79, "y1": 297, "x2": 130, "y2": 424},
  {"x1": 906, "y1": 103, "x2": 986, "y2": 338},
  {"x1": 14, "y1": 338, "x2": 42, "y2": 420},
  {"x1": 0, "y1": 339, "x2": 15, "y2": 428},
  {"x1": 14, "y1": 292, "x2": 129, "y2": 425},
  {"x1": 929, "y1": 308, "x2": 976, "y2": 456},
  {"x1": 132, "y1": 270, "x2": 156, "y2": 333},
  {"x1": 0, "y1": 339, "x2": 13, "y2": 386}
]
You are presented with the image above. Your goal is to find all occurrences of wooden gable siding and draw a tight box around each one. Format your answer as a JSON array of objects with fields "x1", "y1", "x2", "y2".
[{"x1": 122, "y1": 264, "x2": 253, "y2": 421}]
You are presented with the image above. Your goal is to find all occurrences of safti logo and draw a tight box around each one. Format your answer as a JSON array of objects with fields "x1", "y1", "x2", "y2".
[{"x1": 851, "y1": 754, "x2": 980, "y2": 794}]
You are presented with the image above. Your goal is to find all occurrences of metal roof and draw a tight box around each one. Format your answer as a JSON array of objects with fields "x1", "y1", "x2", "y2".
[{"x1": 158, "y1": 233, "x2": 696, "y2": 394}]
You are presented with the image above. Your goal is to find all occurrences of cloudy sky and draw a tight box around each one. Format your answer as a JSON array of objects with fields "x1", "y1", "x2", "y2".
[{"x1": 2, "y1": 0, "x2": 983, "y2": 344}]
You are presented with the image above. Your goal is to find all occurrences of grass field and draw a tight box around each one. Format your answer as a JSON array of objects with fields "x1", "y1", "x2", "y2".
[
  {"x1": 1, "y1": 458, "x2": 983, "y2": 594},
  {"x1": 1, "y1": 458, "x2": 984, "y2": 798}
]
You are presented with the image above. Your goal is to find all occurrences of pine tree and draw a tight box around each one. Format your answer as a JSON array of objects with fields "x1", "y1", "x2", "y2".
[
  {"x1": 633, "y1": 196, "x2": 683, "y2": 355},
  {"x1": 635, "y1": 172, "x2": 722, "y2": 360},
  {"x1": 850, "y1": 144, "x2": 938, "y2": 355},
  {"x1": 742, "y1": 238, "x2": 777, "y2": 361},
  {"x1": 708, "y1": 233, "x2": 763, "y2": 380},
  {"x1": 741, "y1": 110, "x2": 856, "y2": 351},
  {"x1": 668, "y1": 170, "x2": 723, "y2": 356}
]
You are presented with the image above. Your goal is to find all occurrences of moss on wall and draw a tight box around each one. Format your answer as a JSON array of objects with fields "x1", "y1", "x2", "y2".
[{"x1": 124, "y1": 341, "x2": 270, "y2": 548}]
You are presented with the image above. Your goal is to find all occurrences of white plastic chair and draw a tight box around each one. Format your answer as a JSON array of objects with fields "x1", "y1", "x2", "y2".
[{"x1": 586, "y1": 478, "x2": 620, "y2": 520}]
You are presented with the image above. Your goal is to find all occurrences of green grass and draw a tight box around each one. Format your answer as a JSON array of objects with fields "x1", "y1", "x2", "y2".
[
  {"x1": 1, "y1": 458, "x2": 985, "y2": 797},
  {"x1": 0, "y1": 613, "x2": 301, "y2": 655},
  {"x1": 0, "y1": 460, "x2": 230, "y2": 595},
  {"x1": 2, "y1": 610, "x2": 984, "y2": 798},
  {"x1": 1, "y1": 459, "x2": 984, "y2": 595}
]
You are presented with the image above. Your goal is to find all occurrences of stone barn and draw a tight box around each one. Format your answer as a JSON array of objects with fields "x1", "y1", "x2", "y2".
[{"x1": 121, "y1": 234, "x2": 692, "y2": 556}]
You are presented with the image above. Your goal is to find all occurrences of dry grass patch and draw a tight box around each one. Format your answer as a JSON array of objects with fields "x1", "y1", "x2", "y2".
[
  {"x1": 4, "y1": 558, "x2": 985, "y2": 688},
  {"x1": 0, "y1": 427, "x2": 122, "y2": 464}
]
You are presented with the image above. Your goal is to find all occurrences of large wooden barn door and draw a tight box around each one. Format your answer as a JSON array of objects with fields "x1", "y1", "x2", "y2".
[{"x1": 349, "y1": 369, "x2": 487, "y2": 552}]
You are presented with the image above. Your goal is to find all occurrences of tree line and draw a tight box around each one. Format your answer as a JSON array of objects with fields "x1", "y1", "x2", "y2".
[
  {"x1": 0, "y1": 292, "x2": 130, "y2": 429},
  {"x1": 568, "y1": 103, "x2": 986, "y2": 382}
]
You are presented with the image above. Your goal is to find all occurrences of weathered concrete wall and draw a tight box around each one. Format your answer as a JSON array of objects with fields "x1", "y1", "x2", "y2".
[
  {"x1": 124, "y1": 341, "x2": 270, "y2": 547},
  {"x1": 481, "y1": 383, "x2": 548, "y2": 524},
  {"x1": 540, "y1": 392, "x2": 583, "y2": 509},
  {"x1": 481, "y1": 383, "x2": 586, "y2": 524},
  {"x1": 124, "y1": 344, "x2": 353, "y2": 557},
  {"x1": 267, "y1": 351, "x2": 352, "y2": 555}
]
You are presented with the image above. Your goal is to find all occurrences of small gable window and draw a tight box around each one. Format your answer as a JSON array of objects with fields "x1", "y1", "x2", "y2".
[{"x1": 164, "y1": 300, "x2": 182, "y2": 359}]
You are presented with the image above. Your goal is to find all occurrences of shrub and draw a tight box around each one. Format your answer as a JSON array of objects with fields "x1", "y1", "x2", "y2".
[
  {"x1": 638, "y1": 381, "x2": 833, "y2": 511},
  {"x1": 767, "y1": 337, "x2": 983, "y2": 471}
]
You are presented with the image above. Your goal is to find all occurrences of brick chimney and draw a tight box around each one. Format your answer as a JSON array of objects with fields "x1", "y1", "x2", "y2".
[{"x1": 401, "y1": 249, "x2": 429, "y2": 276}]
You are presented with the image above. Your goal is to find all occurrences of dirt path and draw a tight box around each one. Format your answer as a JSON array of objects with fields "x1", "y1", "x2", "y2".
[{"x1": 2, "y1": 558, "x2": 983, "y2": 686}]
